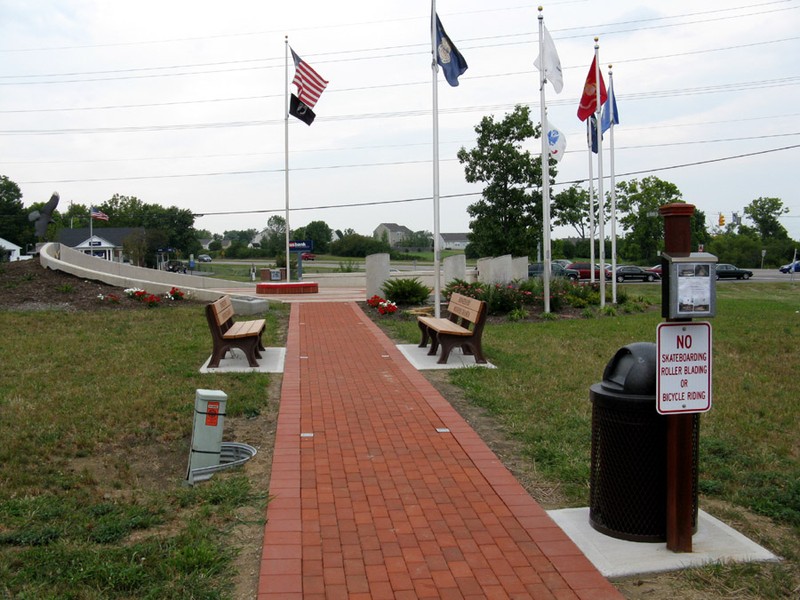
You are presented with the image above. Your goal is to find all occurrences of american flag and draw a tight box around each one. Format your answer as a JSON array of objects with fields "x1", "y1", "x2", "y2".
[
  {"x1": 90, "y1": 207, "x2": 109, "y2": 221},
  {"x1": 290, "y1": 48, "x2": 328, "y2": 109}
]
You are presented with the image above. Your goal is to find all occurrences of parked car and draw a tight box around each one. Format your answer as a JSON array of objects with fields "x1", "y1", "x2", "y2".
[
  {"x1": 552, "y1": 259, "x2": 573, "y2": 269},
  {"x1": 715, "y1": 263, "x2": 753, "y2": 280},
  {"x1": 198, "y1": 254, "x2": 212, "y2": 262},
  {"x1": 165, "y1": 260, "x2": 186, "y2": 273},
  {"x1": 615, "y1": 265, "x2": 660, "y2": 282},
  {"x1": 301, "y1": 252, "x2": 316, "y2": 261},
  {"x1": 779, "y1": 260, "x2": 800, "y2": 273},
  {"x1": 528, "y1": 262, "x2": 579, "y2": 281},
  {"x1": 646, "y1": 264, "x2": 663, "y2": 277},
  {"x1": 566, "y1": 262, "x2": 611, "y2": 280}
]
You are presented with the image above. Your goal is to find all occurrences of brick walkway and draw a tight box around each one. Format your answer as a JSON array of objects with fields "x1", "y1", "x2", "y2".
[{"x1": 258, "y1": 302, "x2": 623, "y2": 599}]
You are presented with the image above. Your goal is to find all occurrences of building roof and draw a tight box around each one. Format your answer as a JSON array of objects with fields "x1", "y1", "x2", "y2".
[
  {"x1": 0, "y1": 237, "x2": 22, "y2": 251},
  {"x1": 376, "y1": 223, "x2": 414, "y2": 234},
  {"x1": 440, "y1": 233, "x2": 470, "y2": 241},
  {"x1": 57, "y1": 227, "x2": 145, "y2": 247}
]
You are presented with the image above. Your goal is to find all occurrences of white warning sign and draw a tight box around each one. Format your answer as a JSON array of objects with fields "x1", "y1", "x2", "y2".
[{"x1": 657, "y1": 322, "x2": 712, "y2": 415}]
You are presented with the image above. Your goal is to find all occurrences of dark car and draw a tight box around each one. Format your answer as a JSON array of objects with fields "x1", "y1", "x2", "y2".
[
  {"x1": 198, "y1": 254, "x2": 212, "y2": 262},
  {"x1": 165, "y1": 260, "x2": 186, "y2": 273},
  {"x1": 715, "y1": 263, "x2": 752, "y2": 280},
  {"x1": 528, "y1": 262, "x2": 579, "y2": 281},
  {"x1": 566, "y1": 262, "x2": 611, "y2": 280},
  {"x1": 779, "y1": 260, "x2": 800, "y2": 273},
  {"x1": 615, "y1": 265, "x2": 660, "y2": 283}
]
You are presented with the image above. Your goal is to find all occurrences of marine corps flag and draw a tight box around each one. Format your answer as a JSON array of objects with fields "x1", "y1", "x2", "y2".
[
  {"x1": 577, "y1": 56, "x2": 607, "y2": 121},
  {"x1": 289, "y1": 94, "x2": 315, "y2": 126}
]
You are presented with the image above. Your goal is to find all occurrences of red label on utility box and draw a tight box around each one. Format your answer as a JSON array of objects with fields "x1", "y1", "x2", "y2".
[
  {"x1": 205, "y1": 401, "x2": 220, "y2": 426},
  {"x1": 657, "y1": 322, "x2": 712, "y2": 414}
]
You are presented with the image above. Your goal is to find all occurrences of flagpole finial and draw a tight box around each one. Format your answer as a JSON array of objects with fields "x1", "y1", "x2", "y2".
[{"x1": 538, "y1": 6, "x2": 543, "y2": 12}]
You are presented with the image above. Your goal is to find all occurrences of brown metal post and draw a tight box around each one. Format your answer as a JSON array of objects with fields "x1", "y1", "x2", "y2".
[{"x1": 659, "y1": 202, "x2": 695, "y2": 553}]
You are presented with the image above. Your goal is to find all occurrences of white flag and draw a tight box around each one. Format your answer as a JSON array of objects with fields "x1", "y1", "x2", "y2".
[
  {"x1": 547, "y1": 125, "x2": 567, "y2": 162},
  {"x1": 534, "y1": 24, "x2": 563, "y2": 94}
]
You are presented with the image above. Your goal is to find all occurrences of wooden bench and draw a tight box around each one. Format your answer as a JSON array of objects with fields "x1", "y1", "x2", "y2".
[
  {"x1": 205, "y1": 296, "x2": 266, "y2": 368},
  {"x1": 417, "y1": 293, "x2": 488, "y2": 364}
]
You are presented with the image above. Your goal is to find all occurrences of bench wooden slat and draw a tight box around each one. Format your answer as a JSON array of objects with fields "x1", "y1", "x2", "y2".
[
  {"x1": 224, "y1": 319, "x2": 265, "y2": 339},
  {"x1": 417, "y1": 316, "x2": 472, "y2": 336}
]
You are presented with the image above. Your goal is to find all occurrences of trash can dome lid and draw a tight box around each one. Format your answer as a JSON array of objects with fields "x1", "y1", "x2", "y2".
[{"x1": 601, "y1": 342, "x2": 657, "y2": 395}]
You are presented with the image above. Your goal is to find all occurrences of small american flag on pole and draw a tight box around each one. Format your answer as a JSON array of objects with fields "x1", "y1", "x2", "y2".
[
  {"x1": 290, "y1": 48, "x2": 328, "y2": 108},
  {"x1": 90, "y1": 207, "x2": 109, "y2": 221}
]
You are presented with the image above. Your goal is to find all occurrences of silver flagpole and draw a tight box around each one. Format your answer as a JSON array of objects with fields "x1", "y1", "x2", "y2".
[
  {"x1": 431, "y1": 0, "x2": 442, "y2": 318},
  {"x1": 608, "y1": 66, "x2": 618, "y2": 304},
  {"x1": 588, "y1": 120, "x2": 595, "y2": 284},
  {"x1": 538, "y1": 8, "x2": 551, "y2": 313},
  {"x1": 284, "y1": 36, "x2": 291, "y2": 282},
  {"x1": 594, "y1": 39, "x2": 605, "y2": 308}
]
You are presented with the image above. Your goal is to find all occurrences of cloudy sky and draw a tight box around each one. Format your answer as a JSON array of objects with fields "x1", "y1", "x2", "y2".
[{"x1": 1, "y1": 0, "x2": 798, "y2": 242}]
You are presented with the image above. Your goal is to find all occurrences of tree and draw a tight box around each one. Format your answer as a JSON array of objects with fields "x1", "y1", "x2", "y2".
[
  {"x1": 553, "y1": 184, "x2": 591, "y2": 239},
  {"x1": 260, "y1": 215, "x2": 286, "y2": 257},
  {"x1": 303, "y1": 220, "x2": 333, "y2": 254},
  {"x1": 0, "y1": 175, "x2": 28, "y2": 246},
  {"x1": 616, "y1": 177, "x2": 683, "y2": 262},
  {"x1": 457, "y1": 105, "x2": 547, "y2": 259},
  {"x1": 743, "y1": 197, "x2": 789, "y2": 240},
  {"x1": 330, "y1": 232, "x2": 389, "y2": 257},
  {"x1": 224, "y1": 229, "x2": 258, "y2": 245}
]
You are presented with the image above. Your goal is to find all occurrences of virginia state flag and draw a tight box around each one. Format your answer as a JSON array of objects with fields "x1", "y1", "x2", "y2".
[
  {"x1": 435, "y1": 14, "x2": 468, "y2": 87},
  {"x1": 577, "y1": 56, "x2": 607, "y2": 121}
]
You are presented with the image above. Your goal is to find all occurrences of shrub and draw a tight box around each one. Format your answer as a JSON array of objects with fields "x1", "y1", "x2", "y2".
[
  {"x1": 444, "y1": 279, "x2": 484, "y2": 300},
  {"x1": 381, "y1": 277, "x2": 430, "y2": 305}
]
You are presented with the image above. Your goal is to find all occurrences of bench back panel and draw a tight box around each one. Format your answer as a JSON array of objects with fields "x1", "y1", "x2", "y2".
[
  {"x1": 210, "y1": 296, "x2": 235, "y2": 327},
  {"x1": 447, "y1": 293, "x2": 485, "y2": 325}
]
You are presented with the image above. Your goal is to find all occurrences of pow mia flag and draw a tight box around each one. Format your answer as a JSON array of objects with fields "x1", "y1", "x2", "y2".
[{"x1": 289, "y1": 93, "x2": 316, "y2": 126}]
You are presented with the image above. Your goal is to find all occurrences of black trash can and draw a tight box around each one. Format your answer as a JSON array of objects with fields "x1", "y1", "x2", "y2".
[{"x1": 589, "y1": 342, "x2": 699, "y2": 542}]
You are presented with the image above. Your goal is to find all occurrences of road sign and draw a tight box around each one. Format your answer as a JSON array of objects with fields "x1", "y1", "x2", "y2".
[
  {"x1": 657, "y1": 322, "x2": 712, "y2": 414},
  {"x1": 288, "y1": 240, "x2": 312, "y2": 252}
]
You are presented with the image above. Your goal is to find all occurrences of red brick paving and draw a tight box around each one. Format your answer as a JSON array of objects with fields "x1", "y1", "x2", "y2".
[{"x1": 258, "y1": 302, "x2": 622, "y2": 599}]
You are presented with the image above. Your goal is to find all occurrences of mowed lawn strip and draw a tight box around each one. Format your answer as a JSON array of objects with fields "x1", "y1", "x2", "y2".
[
  {"x1": 0, "y1": 303, "x2": 286, "y2": 598},
  {"x1": 376, "y1": 282, "x2": 799, "y2": 598}
]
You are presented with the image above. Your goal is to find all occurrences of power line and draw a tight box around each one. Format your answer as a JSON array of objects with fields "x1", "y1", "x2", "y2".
[
  {"x1": 2, "y1": 76, "x2": 798, "y2": 137},
  {"x1": 182, "y1": 144, "x2": 800, "y2": 218}
]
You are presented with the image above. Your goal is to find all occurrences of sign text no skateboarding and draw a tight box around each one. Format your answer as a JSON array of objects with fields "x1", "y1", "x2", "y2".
[{"x1": 657, "y1": 322, "x2": 712, "y2": 414}]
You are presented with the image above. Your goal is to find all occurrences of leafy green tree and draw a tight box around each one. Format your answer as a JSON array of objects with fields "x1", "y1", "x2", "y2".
[
  {"x1": 303, "y1": 220, "x2": 333, "y2": 254},
  {"x1": 553, "y1": 184, "x2": 592, "y2": 239},
  {"x1": 260, "y1": 215, "x2": 286, "y2": 257},
  {"x1": 330, "y1": 232, "x2": 389, "y2": 257},
  {"x1": 457, "y1": 105, "x2": 547, "y2": 259},
  {"x1": 616, "y1": 177, "x2": 682, "y2": 262},
  {"x1": 224, "y1": 229, "x2": 257, "y2": 245},
  {"x1": 0, "y1": 175, "x2": 29, "y2": 246},
  {"x1": 743, "y1": 197, "x2": 789, "y2": 240}
]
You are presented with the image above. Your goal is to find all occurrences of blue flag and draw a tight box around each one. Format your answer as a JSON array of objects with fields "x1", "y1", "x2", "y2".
[
  {"x1": 601, "y1": 78, "x2": 619, "y2": 134},
  {"x1": 435, "y1": 14, "x2": 468, "y2": 87}
]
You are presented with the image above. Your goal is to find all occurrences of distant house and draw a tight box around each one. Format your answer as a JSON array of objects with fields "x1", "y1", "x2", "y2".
[
  {"x1": 0, "y1": 237, "x2": 24, "y2": 261},
  {"x1": 200, "y1": 238, "x2": 232, "y2": 250},
  {"x1": 373, "y1": 223, "x2": 413, "y2": 247},
  {"x1": 57, "y1": 227, "x2": 145, "y2": 262},
  {"x1": 439, "y1": 233, "x2": 470, "y2": 250}
]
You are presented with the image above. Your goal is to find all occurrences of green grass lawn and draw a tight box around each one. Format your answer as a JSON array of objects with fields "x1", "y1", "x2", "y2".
[
  {"x1": 377, "y1": 281, "x2": 800, "y2": 597},
  {"x1": 0, "y1": 302, "x2": 287, "y2": 598},
  {"x1": 1, "y1": 281, "x2": 797, "y2": 598}
]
